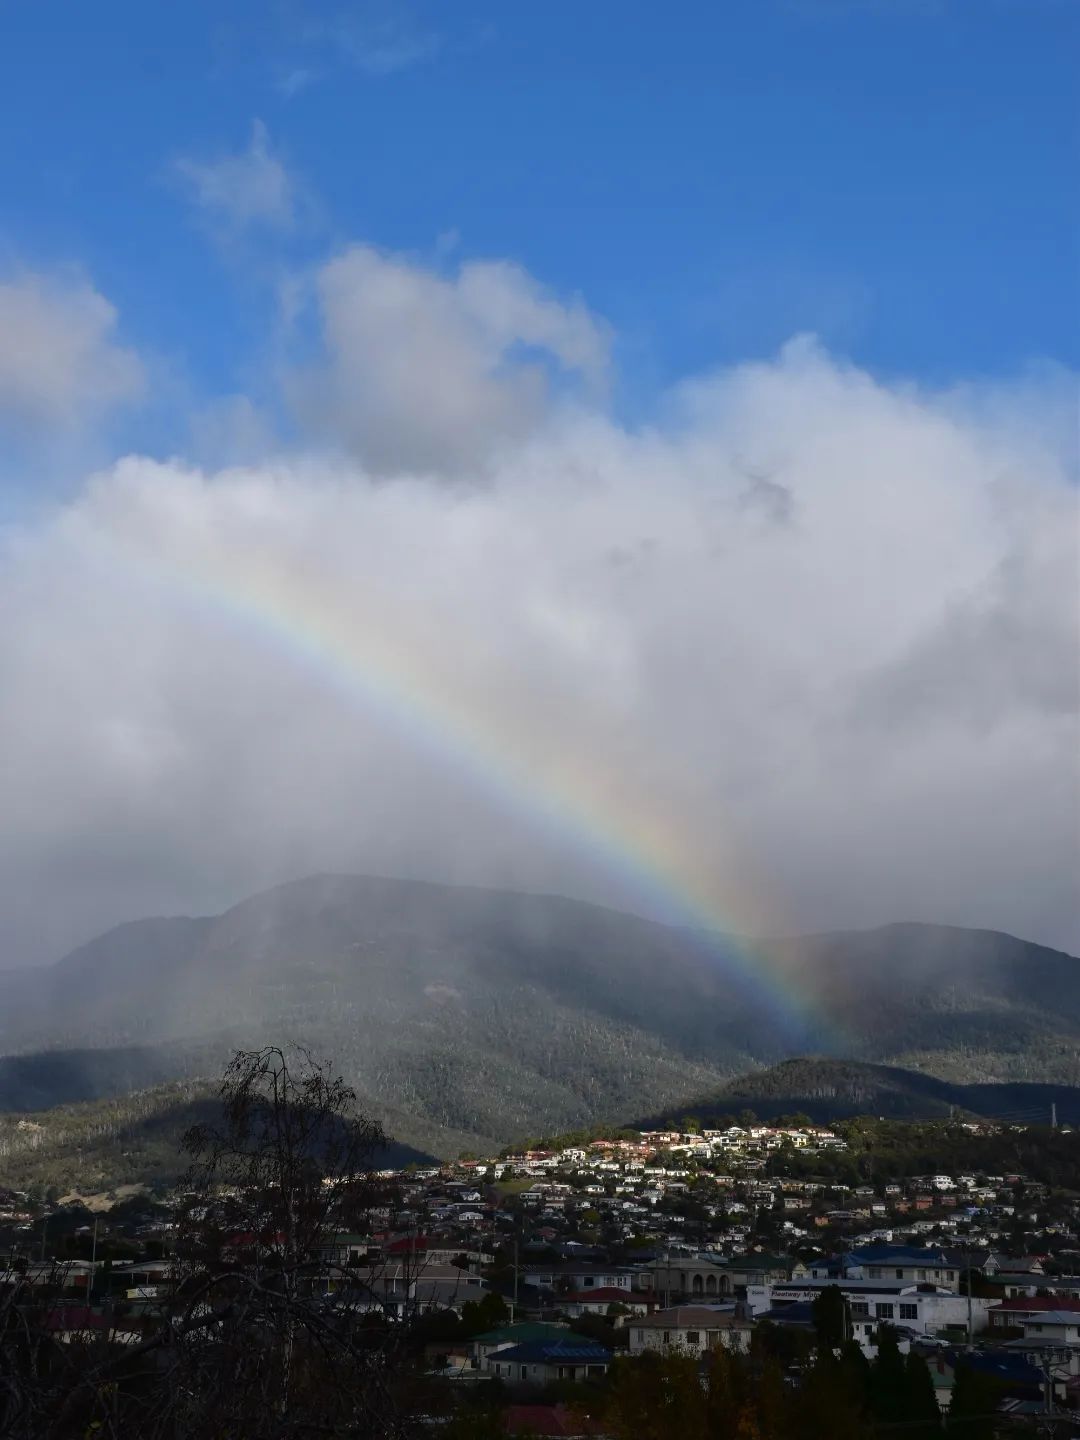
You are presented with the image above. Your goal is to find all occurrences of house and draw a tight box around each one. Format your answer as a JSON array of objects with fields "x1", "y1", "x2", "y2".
[
  {"x1": 523, "y1": 1264, "x2": 636, "y2": 1293},
  {"x1": 753, "y1": 1278, "x2": 991, "y2": 1341},
  {"x1": 984, "y1": 1253, "x2": 1045, "y2": 1278},
  {"x1": 558, "y1": 1287, "x2": 655, "y2": 1318},
  {"x1": 999, "y1": 1275, "x2": 1080, "y2": 1301},
  {"x1": 989, "y1": 1296, "x2": 1080, "y2": 1330},
  {"x1": 470, "y1": 1323, "x2": 589, "y2": 1370},
  {"x1": 485, "y1": 1342, "x2": 613, "y2": 1383},
  {"x1": 1015, "y1": 1311, "x2": 1080, "y2": 1348},
  {"x1": 343, "y1": 1262, "x2": 487, "y2": 1317},
  {"x1": 638, "y1": 1253, "x2": 794, "y2": 1301},
  {"x1": 628, "y1": 1304, "x2": 755, "y2": 1356},
  {"x1": 838, "y1": 1244, "x2": 961, "y2": 1287},
  {"x1": 927, "y1": 1349, "x2": 1046, "y2": 1414}
]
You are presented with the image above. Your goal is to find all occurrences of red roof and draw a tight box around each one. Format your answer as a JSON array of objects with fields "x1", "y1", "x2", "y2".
[
  {"x1": 991, "y1": 1296, "x2": 1080, "y2": 1313},
  {"x1": 386, "y1": 1235, "x2": 430, "y2": 1255},
  {"x1": 223, "y1": 1230, "x2": 286, "y2": 1248},
  {"x1": 504, "y1": 1405, "x2": 604, "y2": 1436}
]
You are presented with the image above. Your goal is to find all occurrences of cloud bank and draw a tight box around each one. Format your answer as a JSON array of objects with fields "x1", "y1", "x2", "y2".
[
  {"x1": 0, "y1": 245, "x2": 1076, "y2": 965},
  {"x1": 292, "y1": 245, "x2": 610, "y2": 473}
]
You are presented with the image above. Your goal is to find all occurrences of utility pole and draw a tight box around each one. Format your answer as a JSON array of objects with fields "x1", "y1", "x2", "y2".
[
  {"x1": 512, "y1": 1235, "x2": 519, "y2": 1321},
  {"x1": 1051, "y1": 1102, "x2": 1057, "y2": 1130},
  {"x1": 89, "y1": 1216, "x2": 98, "y2": 1303}
]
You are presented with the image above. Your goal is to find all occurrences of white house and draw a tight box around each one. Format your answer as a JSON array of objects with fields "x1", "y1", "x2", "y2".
[
  {"x1": 629, "y1": 1305, "x2": 755, "y2": 1357},
  {"x1": 751, "y1": 1279, "x2": 991, "y2": 1342},
  {"x1": 523, "y1": 1264, "x2": 635, "y2": 1292},
  {"x1": 559, "y1": 1287, "x2": 655, "y2": 1319},
  {"x1": 1019, "y1": 1311, "x2": 1080, "y2": 1346}
]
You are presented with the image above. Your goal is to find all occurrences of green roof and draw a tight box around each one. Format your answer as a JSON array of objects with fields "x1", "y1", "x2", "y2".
[{"x1": 473, "y1": 1322, "x2": 589, "y2": 1346}]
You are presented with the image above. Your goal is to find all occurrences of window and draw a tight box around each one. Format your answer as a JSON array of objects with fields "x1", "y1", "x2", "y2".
[
  {"x1": 868, "y1": 1267, "x2": 883, "y2": 1278},
  {"x1": 895, "y1": 1269, "x2": 904, "y2": 1279},
  {"x1": 875, "y1": 1303, "x2": 895, "y2": 1320},
  {"x1": 851, "y1": 1302, "x2": 869, "y2": 1317},
  {"x1": 899, "y1": 1304, "x2": 918, "y2": 1321},
  {"x1": 636, "y1": 1330, "x2": 645, "y2": 1343},
  {"x1": 686, "y1": 1331, "x2": 700, "y2": 1345},
  {"x1": 583, "y1": 1275, "x2": 594, "y2": 1287},
  {"x1": 520, "y1": 1366, "x2": 527, "y2": 1381},
  {"x1": 663, "y1": 1331, "x2": 671, "y2": 1344}
]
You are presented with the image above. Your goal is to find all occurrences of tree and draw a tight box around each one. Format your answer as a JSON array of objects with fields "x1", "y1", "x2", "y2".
[
  {"x1": 459, "y1": 1292, "x2": 508, "y2": 1336},
  {"x1": 904, "y1": 1350, "x2": 943, "y2": 1439},
  {"x1": 811, "y1": 1285, "x2": 849, "y2": 1349},
  {"x1": 796, "y1": 1346, "x2": 869, "y2": 1440},
  {"x1": 0, "y1": 1046, "x2": 408, "y2": 1440},
  {"x1": 947, "y1": 1362, "x2": 1000, "y2": 1440},
  {"x1": 604, "y1": 1351, "x2": 707, "y2": 1440},
  {"x1": 868, "y1": 1325, "x2": 909, "y2": 1426},
  {"x1": 754, "y1": 1356, "x2": 788, "y2": 1440},
  {"x1": 165, "y1": 1047, "x2": 397, "y2": 1434}
]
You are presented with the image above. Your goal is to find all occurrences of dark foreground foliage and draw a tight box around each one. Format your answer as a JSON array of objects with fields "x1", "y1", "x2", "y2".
[{"x1": 0, "y1": 1047, "x2": 418, "y2": 1440}]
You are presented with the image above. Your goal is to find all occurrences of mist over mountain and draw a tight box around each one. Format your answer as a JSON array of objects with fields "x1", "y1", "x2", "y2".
[{"x1": 1, "y1": 874, "x2": 1077, "y2": 1157}]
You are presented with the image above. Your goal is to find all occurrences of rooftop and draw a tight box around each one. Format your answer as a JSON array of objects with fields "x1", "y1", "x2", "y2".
[
  {"x1": 492, "y1": 1342, "x2": 613, "y2": 1364},
  {"x1": 637, "y1": 1305, "x2": 752, "y2": 1329}
]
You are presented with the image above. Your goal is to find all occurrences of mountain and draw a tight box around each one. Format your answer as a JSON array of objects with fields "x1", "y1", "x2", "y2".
[
  {"x1": 0, "y1": 874, "x2": 1077, "y2": 1158},
  {"x1": 0, "y1": 1081, "x2": 439, "y2": 1197},
  {"x1": 639, "y1": 1057, "x2": 1080, "y2": 1128},
  {"x1": 8, "y1": 1057, "x2": 1080, "y2": 1200}
]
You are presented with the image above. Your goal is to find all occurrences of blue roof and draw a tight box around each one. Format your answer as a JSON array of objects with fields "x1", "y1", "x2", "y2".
[
  {"x1": 846, "y1": 1245, "x2": 948, "y2": 1265},
  {"x1": 758, "y1": 1301, "x2": 816, "y2": 1327},
  {"x1": 945, "y1": 1349, "x2": 1041, "y2": 1385},
  {"x1": 491, "y1": 1342, "x2": 613, "y2": 1364}
]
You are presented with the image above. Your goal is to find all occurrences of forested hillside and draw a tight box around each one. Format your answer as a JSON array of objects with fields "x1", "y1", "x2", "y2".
[
  {"x1": 640, "y1": 1057, "x2": 1080, "y2": 1129},
  {"x1": 0, "y1": 1081, "x2": 439, "y2": 1195},
  {"x1": 0, "y1": 875, "x2": 1077, "y2": 1159}
]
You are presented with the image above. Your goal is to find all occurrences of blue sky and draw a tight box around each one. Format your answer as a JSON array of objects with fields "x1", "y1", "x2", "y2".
[{"x1": 2, "y1": 0, "x2": 1076, "y2": 462}]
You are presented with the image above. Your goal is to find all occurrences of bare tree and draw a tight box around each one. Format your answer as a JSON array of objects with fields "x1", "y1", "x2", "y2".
[{"x1": 1, "y1": 1046, "x2": 422, "y2": 1440}]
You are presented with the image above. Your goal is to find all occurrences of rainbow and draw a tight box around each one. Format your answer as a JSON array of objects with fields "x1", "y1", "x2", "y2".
[{"x1": 109, "y1": 508, "x2": 830, "y2": 1041}]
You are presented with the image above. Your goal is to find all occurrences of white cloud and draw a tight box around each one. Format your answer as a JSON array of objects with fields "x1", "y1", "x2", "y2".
[
  {"x1": 0, "y1": 313, "x2": 1076, "y2": 965},
  {"x1": 0, "y1": 272, "x2": 143, "y2": 429},
  {"x1": 312, "y1": 10, "x2": 442, "y2": 75},
  {"x1": 292, "y1": 245, "x2": 611, "y2": 474},
  {"x1": 175, "y1": 121, "x2": 294, "y2": 232},
  {"x1": 275, "y1": 67, "x2": 317, "y2": 99}
]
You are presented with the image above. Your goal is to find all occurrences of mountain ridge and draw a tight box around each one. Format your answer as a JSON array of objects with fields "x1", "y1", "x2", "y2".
[
  {"x1": 6, "y1": 1056, "x2": 1080, "y2": 1197},
  {"x1": 0, "y1": 873, "x2": 1077, "y2": 1157},
  {"x1": 638, "y1": 1056, "x2": 1080, "y2": 1129}
]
